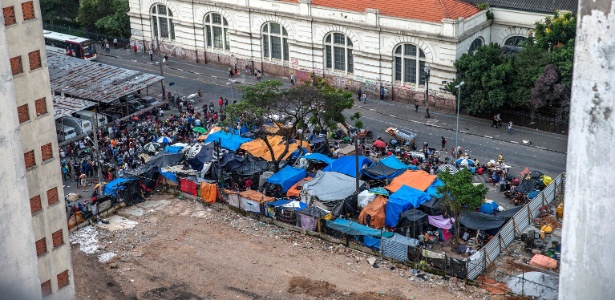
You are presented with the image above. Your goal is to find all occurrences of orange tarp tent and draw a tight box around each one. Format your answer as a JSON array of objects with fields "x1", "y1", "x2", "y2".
[
  {"x1": 358, "y1": 195, "x2": 388, "y2": 229},
  {"x1": 199, "y1": 182, "x2": 219, "y2": 203},
  {"x1": 240, "y1": 135, "x2": 311, "y2": 161},
  {"x1": 386, "y1": 170, "x2": 437, "y2": 192},
  {"x1": 286, "y1": 177, "x2": 312, "y2": 198},
  {"x1": 239, "y1": 190, "x2": 274, "y2": 203}
]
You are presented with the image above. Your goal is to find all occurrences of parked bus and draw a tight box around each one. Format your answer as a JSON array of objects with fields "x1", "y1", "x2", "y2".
[{"x1": 43, "y1": 30, "x2": 97, "y2": 60}]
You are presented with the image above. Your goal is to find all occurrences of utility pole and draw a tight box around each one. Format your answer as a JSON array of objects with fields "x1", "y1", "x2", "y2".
[
  {"x1": 424, "y1": 65, "x2": 431, "y2": 118},
  {"x1": 155, "y1": 33, "x2": 167, "y2": 100},
  {"x1": 354, "y1": 137, "x2": 360, "y2": 191},
  {"x1": 92, "y1": 105, "x2": 104, "y2": 197}
]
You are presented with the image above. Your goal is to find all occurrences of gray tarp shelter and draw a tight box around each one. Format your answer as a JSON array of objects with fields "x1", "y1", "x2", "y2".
[
  {"x1": 460, "y1": 211, "x2": 507, "y2": 230},
  {"x1": 302, "y1": 171, "x2": 364, "y2": 202}
]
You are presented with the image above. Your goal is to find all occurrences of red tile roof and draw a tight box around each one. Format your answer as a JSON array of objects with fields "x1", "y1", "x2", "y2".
[{"x1": 284, "y1": 0, "x2": 481, "y2": 23}]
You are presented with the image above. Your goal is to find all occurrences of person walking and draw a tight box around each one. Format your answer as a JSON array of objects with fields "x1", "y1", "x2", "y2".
[
  {"x1": 507, "y1": 121, "x2": 513, "y2": 135},
  {"x1": 133, "y1": 43, "x2": 138, "y2": 55},
  {"x1": 163, "y1": 54, "x2": 168, "y2": 65},
  {"x1": 492, "y1": 114, "x2": 498, "y2": 128},
  {"x1": 380, "y1": 86, "x2": 385, "y2": 101},
  {"x1": 496, "y1": 113, "x2": 502, "y2": 128},
  {"x1": 79, "y1": 173, "x2": 87, "y2": 192},
  {"x1": 105, "y1": 42, "x2": 110, "y2": 53},
  {"x1": 218, "y1": 97, "x2": 224, "y2": 110},
  {"x1": 256, "y1": 70, "x2": 262, "y2": 82},
  {"x1": 415, "y1": 99, "x2": 419, "y2": 113},
  {"x1": 361, "y1": 92, "x2": 367, "y2": 104},
  {"x1": 234, "y1": 64, "x2": 238, "y2": 76},
  {"x1": 357, "y1": 88, "x2": 362, "y2": 101},
  {"x1": 113, "y1": 38, "x2": 118, "y2": 49},
  {"x1": 441, "y1": 136, "x2": 447, "y2": 150},
  {"x1": 149, "y1": 49, "x2": 153, "y2": 61},
  {"x1": 198, "y1": 89, "x2": 203, "y2": 102},
  {"x1": 228, "y1": 66, "x2": 234, "y2": 77},
  {"x1": 290, "y1": 72, "x2": 295, "y2": 86}
]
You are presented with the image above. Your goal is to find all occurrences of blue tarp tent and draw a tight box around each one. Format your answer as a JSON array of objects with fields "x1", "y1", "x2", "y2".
[
  {"x1": 327, "y1": 218, "x2": 395, "y2": 238},
  {"x1": 386, "y1": 185, "x2": 431, "y2": 227},
  {"x1": 301, "y1": 153, "x2": 335, "y2": 165},
  {"x1": 266, "y1": 166, "x2": 307, "y2": 192},
  {"x1": 380, "y1": 155, "x2": 419, "y2": 170},
  {"x1": 425, "y1": 178, "x2": 444, "y2": 198},
  {"x1": 164, "y1": 145, "x2": 184, "y2": 153},
  {"x1": 104, "y1": 178, "x2": 134, "y2": 197},
  {"x1": 205, "y1": 130, "x2": 253, "y2": 151},
  {"x1": 159, "y1": 168, "x2": 178, "y2": 182},
  {"x1": 323, "y1": 155, "x2": 371, "y2": 178},
  {"x1": 289, "y1": 147, "x2": 310, "y2": 160},
  {"x1": 479, "y1": 201, "x2": 499, "y2": 215}
]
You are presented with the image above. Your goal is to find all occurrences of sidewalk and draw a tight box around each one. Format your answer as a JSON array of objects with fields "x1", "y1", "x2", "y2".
[{"x1": 99, "y1": 49, "x2": 568, "y2": 154}]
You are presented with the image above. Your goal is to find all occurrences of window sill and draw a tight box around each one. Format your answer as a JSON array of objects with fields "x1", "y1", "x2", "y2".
[
  {"x1": 36, "y1": 112, "x2": 49, "y2": 119},
  {"x1": 19, "y1": 119, "x2": 32, "y2": 125},
  {"x1": 37, "y1": 251, "x2": 48, "y2": 258},
  {"x1": 53, "y1": 243, "x2": 65, "y2": 251},
  {"x1": 41, "y1": 158, "x2": 55, "y2": 166},
  {"x1": 4, "y1": 22, "x2": 17, "y2": 27},
  {"x1": 48, "y1": 200, "x2": 61, "y2": 208},
  {"x1": 12, "y1": 72, "x2": 25, "y2": 79},
  {"x1": 29, "y1": 67, "x2": 43, "y2": 73},
  {"x1": 31, "y1": 209, "x2": 43, "y2": 217},
  {"x1": 22, "y1": 18, "x2": 38, "y2": 24},
  {"x1": 26, "y1": 165, "x2": 38, "y2": 172}
]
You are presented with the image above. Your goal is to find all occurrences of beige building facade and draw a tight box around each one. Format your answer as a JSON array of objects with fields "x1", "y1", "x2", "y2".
[{"x1": 0, "y1": 0, "x2": 75, "y2": 299}]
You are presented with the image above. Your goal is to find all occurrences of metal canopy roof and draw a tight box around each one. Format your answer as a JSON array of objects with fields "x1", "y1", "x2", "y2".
[
  {"x1": 52, "y1": 95, "x2": 96, "y2": 119},
  {"x1": 46, "y1": 50, "x2": 164, "y2": 103}
]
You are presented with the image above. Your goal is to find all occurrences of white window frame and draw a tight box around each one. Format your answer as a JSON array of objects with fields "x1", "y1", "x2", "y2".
[
  {"x1": 204, "y1": 13, "x2": 230, "y2": 50},
  {"x1": 323, "y1": 32, "x2": 353, "y2": 73},
  {"x1": 150, "y1": 4, "x2": 175, "y2": 40},
  {"x1": 393, "y1": 44, "x2": 426, "y2": 86},
  {"x1": 262, "y1": 22, "x2": 289, "y2": 61}
]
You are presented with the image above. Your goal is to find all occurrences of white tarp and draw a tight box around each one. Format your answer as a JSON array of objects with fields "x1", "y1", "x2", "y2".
[
  {"x1": 357, "y1": 190, "x2": 377, "y2": 208},
  {"x1": 302, "y1": 171, "x2": 364, "y2": 202}
]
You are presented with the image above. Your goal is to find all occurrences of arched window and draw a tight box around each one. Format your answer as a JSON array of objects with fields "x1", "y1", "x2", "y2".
[
  {"x1": 204, "y1": 13, "x2": 230, "y2": 50},
  {"x1": 150, "y1": 4, "x2": 175, "y2": 40},
  {"x1": 505, "y1": 36, "x2": 527, "y2": 47},
  {"x1": 324, "y1": 33, "x2": 353, "y2": 73},
  {"x1": 262, "y1": 23, "x2": 289, "y2": 61},
  {"x1": 469, "y1": 38, "x2": 483, "y2": 53},
  {"x1": 393, "y1": 44, "x2": 426, "y2": 85}
]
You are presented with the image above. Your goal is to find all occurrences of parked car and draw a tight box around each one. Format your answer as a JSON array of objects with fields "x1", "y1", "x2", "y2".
[
  {"x1": 57, "y1": 116, "x2": 92, "y2": 135},
  {"x1": 138, "y1": 96, "x2": 158, "y2": 107},
  {"x1": 73, "y1": 110, "x2": 108, "y2": 127},
  {"x1": 55, "y1": 123, "x2": 77, "y2": 142}
]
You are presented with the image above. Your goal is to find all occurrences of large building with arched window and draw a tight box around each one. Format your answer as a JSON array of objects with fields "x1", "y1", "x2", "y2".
[{"x1": 127, "y1": 0, "x2": 576, "y2": 104}]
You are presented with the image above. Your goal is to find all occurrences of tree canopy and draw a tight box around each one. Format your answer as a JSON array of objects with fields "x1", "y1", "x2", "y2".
[
  {"x1": 451, "y1": 12, "x2": 576, "y2": 123},
  {"x1": 436, "y1": 170, "x2": 488, "y2": 245},
  {"x1": 40, "y1": 0, "x2": 79, "y2": 24},
  {"x1": 77, "y1": 0, "x2": 130, "y2": 38},
  {"x1": 224, "y1": 80, "x2": 354, "y2": 171}
]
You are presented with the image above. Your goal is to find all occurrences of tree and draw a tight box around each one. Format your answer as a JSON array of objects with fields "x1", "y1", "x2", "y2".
[
  {"x1": 436, "y1": 170, "x2": 488, "y2": 245},
  {"x1": 307, "y1": 77, "x2": 355, "y2": 146},
  {"x1": 78, "y1": 0, "x2": 130, "y2": 37},
  {"x1": 453, "y1": 43, "x2": 511, "y2": 114},
  {"x1": 95, "y1": 0, "x2": 131, "y2": 38},
  {"x1": 508, "y1": 44, "x2": 550, "y2": 110},
  {"x1": 534, "y1": 12, "x2": 576, "y2": 52},
  {"x1": 40, "y1": 0, "x2": 79, "y2": 25},
  {"x1": 530, "y1": 64, "x2": 568, "y2": 122},
  {"x1": 225, "y1": 81, "x2": 353, "y2": 172}
]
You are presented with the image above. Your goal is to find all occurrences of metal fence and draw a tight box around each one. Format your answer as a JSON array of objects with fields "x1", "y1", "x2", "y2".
[{"x1": 466, "y1": 172, "x2": 566, "y2": 279}]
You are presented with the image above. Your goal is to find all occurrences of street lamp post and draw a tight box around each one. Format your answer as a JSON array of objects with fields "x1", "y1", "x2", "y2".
[
  {"x1": 454, "y1": 81, "x2": 465, "y2": 156},
  {"x1": 424, "y1": 65, "x2": 431, "y2": 118}
]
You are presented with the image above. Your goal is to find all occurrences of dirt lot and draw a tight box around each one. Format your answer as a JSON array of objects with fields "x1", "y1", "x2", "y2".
[{"x1": 71, "y1": 195, "x2": 502, "y2": 300}]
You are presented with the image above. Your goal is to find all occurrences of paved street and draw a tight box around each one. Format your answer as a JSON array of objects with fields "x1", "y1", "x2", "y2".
[{"x1": 60, "y1": 48, "x2": 567, "y2": 200}]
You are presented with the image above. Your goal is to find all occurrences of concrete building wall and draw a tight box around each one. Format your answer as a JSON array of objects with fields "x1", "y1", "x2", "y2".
[
  {"x1": 0, "y1": 5, "x2": 41, "y2": 298},
  {"x1": 1, "y1": 0, "x2": 75, "y2": 299},
  {"x1": 128, "y1": 0, "x2": 554, "y2": 107}
]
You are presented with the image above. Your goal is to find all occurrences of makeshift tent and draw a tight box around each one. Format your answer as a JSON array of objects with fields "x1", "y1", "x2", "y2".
[
  {"x1": 265, "y1": 200, "x2": 306, "y2": 223},
  {"x1": 460, "y1": 211, "x2": 507, "y2": 230},
  {"x1": 420, "y1": 197, "x2": 441, "y2": 215},
  {"x1": 297, "y1": 206, "x2": 331, "y2": 231},
  {"x1": 186, "y1": 143, "x2": 214, "y2": 172},
  {"x1": 358, "y1": 196, "x2": 388, "y2": 229},
  {"x1": 199, "y1": 182, "x2": 218, "y2": 203},
  {"x1": 205, "y1": 130, "x2": 253, "y2": 151},
  {"x1": 224, "y1": 190, "x2": 240, "y2": 207},
  {"x1": 239, "y1": 190, "x2": 274, "y2": 214},
  {"x1": 302, "y1": 171, "x2": 364, "y2": 202},
  {"x1": 398, "y1": 209, "x2": 429, "y2": 238},
  {"x1": 159, "y1": 169, "x2": 177, "y2": 182},
  {"x1": 180, "y1": 178, "x2": 198, "y2": 196},
  {"x1": 386, "y1": 185, "x2": 431, "y2": 227},
  {"x1": 266, "y1": 165, "x2": 307, "y2": 192},
  {"x1": 479, "y1": 200, "x2": 500, "y2": 215},
  {"x1": 218, "y1": 153, "x2": 268, "y2": 176},
  {"x1": 494, "y1": 206, "x2": 524, "y2": 219},
  {"x1": 386, "y1": 170, "x2": 437, "y2": 193},
  {"x1": 125, "y1": 152, "x2": 184, "y2": 178},
  {"x1": 529, "y1": 254, "x2": 558, "y2": 269},
  {"x1": 326, "y1": 218, "x2": 394, "y2": 238},
  {"x1": 164, "y1": 145, "x2": 184, "y2": 153},
  {"x1": 357, "y1": 190, "x2": 377, "y2": 208},
  {"x1": 104, "y1": 178, "x2": 134, "y2": 197},
  {"x1": 240, "y1": 135, "x2": 311, "y2": 161},
  {"x1": 380, "y1": 233, "x2": 419, "y2": 262},
  {"x1": 301, "y1": 153, "x2": 335, "y2": 165},
  {"x1": 363, "y1": 161, "x2": 403, "y2": 179},
  {"x1": 323, "y1": 155, "x2": 371, "y2": 178},
  {"x1": 332, "y1": 192, "x2": 360, "y2": 217},
  {"x1": 380, "y1": 155, "x2": 419, "y2": 170},
  {"x1": 286, "y1": 177, "x2": 312, "y2": 198},
  {"x1": 517, "y1": 170, "x2": 546, "y2": 194},
  {"x1": 428, "y1": 215, "x2": 455, "y2": 230},
  {"x1": 424, "y1": 178, "x2": 444, "y2": 198}
]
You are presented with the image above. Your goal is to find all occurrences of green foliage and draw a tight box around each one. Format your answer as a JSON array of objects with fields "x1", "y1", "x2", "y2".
[
  {"x1": 507, "y1": 45, "x2": 550, "y2": 109},
  {"x1": 534, "y1": 12, "x2": 576, "y2": 52},
  {"x1": 437, "y1": 170, "x2": 488, "y2": 244},
  {"x1": 477, "y1": 3, "x2": 490, "y2": 10},
  {"x1": 40, "y1": 0, "x2": 79, "y2": 23},
  {"x1": 78, "y1": 0, "x2": 130, "y2": 37},
  {"x1": 454, "y1": 43, "x2": 511, "y2": 114}
]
